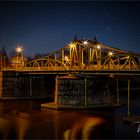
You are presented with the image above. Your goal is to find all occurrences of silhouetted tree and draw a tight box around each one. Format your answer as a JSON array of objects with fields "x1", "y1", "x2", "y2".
[{"x1": 0, "y1": 46, "x2": 10, "y2": 68}]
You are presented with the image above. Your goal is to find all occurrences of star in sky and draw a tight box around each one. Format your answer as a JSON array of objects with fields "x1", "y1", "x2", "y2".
[{"x1": 106, "y1": 26, "x2": 110, "y2": 30}]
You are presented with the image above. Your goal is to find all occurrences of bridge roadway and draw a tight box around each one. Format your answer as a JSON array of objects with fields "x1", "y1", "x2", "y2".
[
  {"x1": 2, "y1": 68, "x2": 140, "y2": 77},
  {"x1": 4, "y1": 37, "x2": 140, "y2": 77}
]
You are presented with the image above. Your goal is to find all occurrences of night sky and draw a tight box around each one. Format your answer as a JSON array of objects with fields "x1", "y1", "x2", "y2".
[{"x1": 0, "y1": 1, "x2": 140, "y2": 57}]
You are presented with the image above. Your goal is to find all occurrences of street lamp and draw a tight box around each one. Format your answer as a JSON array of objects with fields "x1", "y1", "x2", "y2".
[
  {"x1": 97, "y1": 45, "x2": 101, "y2": 49},
  {"x1": 69, "y1": 42, "x2": 75, "y2": 48},
  {"x1": 83, "y1": 40, "x2": 88, "y2": 45},
  {"x1": 16, "y1": 46, "x2": 23, "y2": 54},
  {"x1": 108, "y1": 51, "x2": 113, "y2": 57},
  {"x1": 83, "y1": 40, "x2": 89, "y2": 46},
  {"x1": 15, "y1": 46, "x2": 23, "y2": 67},
  {"x1": 64, "y1": 55, "x2": 69, "y2": 62}
]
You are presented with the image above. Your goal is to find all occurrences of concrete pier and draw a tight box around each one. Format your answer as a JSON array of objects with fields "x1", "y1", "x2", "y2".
[{"x1": 0, "y1": 70, "x2": 55, "y2": 100}]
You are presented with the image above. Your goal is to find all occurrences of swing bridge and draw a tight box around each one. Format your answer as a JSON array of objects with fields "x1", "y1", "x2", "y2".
[
  {"x1": 17, "y1": 37, "x2": 140, "y2": 74},
  {"x1": 0, "y1": 37, "x2": 140, "y2": 111}
]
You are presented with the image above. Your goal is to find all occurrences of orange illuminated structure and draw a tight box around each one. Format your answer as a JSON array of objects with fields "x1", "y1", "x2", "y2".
[
  {"x1": 23, "y1": 36, "x2": 140, "y2": 72},
  {"x1": 11, "y1": 56, "x2": 24, "y2": 69},
  {"x1": 0, "y1": 36, "x2": 140, "y2": 113},
  {"x1": 11, "y1": 46, "x2": 24, "y2": 69}
]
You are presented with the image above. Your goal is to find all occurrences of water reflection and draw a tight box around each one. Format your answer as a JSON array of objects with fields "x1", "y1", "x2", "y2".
[
  {"x1": 14, "y1": 113, "x2": 31, "y2": 140},
  {"x1": 0, "y1": 117, "x2": 10, "y2": 139},
  {"x1": 0, "y1": 98, "x2": 139, "y2": 139},
  {"x1": 0, "y1": 112, "x2": 30, "y2": 139},
  {"x1": 63, "y1": 117, "x2": 110, "y2": 140}
]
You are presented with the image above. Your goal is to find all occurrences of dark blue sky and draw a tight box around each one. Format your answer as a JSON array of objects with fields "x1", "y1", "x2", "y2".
[{"x1": 0, "y1": 1, "x2": 140, "y2": 56}]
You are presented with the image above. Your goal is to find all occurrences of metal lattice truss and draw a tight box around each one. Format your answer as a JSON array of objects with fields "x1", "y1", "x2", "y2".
[{"x1": 25, "y1": 37, "x2": 140, "y2": 71}]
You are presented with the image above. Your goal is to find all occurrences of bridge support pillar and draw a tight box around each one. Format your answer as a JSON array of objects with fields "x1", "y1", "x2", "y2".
[
  {"x1": 29, "y1": 75, "x2": 32, "y2": 97},
  {"x1": 84, "y1": 77, "x2": 87, "y2": 106},
  {"x1": 127, "y1": 79, "x2": 130, "y2": 116},
  {"x1": 55, "y1": 75, "x2": 58, "y2": 104},
  {"x1": 117, "y1": 78, "x2": 120, "y2": 103}
]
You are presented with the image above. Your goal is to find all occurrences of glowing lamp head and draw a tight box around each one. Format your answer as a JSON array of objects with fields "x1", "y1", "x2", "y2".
[
  {"x1": 16, "y1": 46, "x2": 23, "y2": 53},
  {"x1": 97, "y1": 45, "x2": 101, "y2": 49},
  {"x1": 108, "y1": 51, "x2": 113, "y2": 56},
  {"x1": 83, "y1": 40, "x2": 88, "y2": 45},
  {"x1": 69, "y1": 43, "x2": 75, "y2": 48},
  {"x1": 65, "y1": 56, "x2": 69, "y2": 61}
]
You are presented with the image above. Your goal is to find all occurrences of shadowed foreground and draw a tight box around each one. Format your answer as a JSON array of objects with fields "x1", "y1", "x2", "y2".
[{"x1": 0, "y1": 98, "x2": 139, "y2": 139}]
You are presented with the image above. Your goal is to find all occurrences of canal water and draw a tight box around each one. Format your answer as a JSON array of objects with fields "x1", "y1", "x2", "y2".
[{"x1": 0, "y1": 91, "x2": 140, "y2": 139}]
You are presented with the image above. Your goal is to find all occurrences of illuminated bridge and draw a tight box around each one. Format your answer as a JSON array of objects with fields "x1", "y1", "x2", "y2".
[
  {"x1": 21, "y1": 37, "x2": 140, "y2": 74},
  {"x1": 1, "y1": 36, "x2": 140, "y2": 109}
]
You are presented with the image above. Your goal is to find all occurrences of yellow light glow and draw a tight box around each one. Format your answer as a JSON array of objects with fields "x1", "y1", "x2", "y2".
[
  {"x1": 63, "y1": 117, "x2": 107, "y2": 139},
  {"x1": 108, "y1": 51, "x2": 113, "y2": 56},
  {"x1": 16, "y1": 46, "x2": 23, "y2": 53},
  {"x1": 83, "y1": 40, "x2": 88, "y2": 45},
  {"x1": 65, "y1": 56, "x2": 69, "y2": 61},
  {"x1": 69, "y1": 43, "x2": 75, "y2": 48},
  {"x1": 97, "y1": 45, "x2": 101, "y2": 49}
]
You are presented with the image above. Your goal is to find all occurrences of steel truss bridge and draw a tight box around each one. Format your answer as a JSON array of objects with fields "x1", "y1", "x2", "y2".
[{"x1": 21, "y1": 37, "x2": 140, "y2": 73}]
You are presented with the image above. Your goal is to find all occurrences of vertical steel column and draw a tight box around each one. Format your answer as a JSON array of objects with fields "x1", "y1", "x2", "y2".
[
  {"x1": 29, "y1": 75, "x2": 32, "y2": 97},
  {"x1": 78, "y1": 45, "x2": 81, "y2": 68},
  {"x1": 128, "y1": 56, "x2": 131, "y2": 70},
  {"x1": 89, "y1": 48, "x2": 92, "y2": 63},
  {"x1": 99, "y1": 48, "x2": 101, "y2": 70},
  {"x1": 88, "y1": 48, "x2": 91, "y2": 64},
  {"x1": 128, "y1": 79, "x2": 130, "y2": 116},
  {"x1": 117, "y1": 78, "x2": 120, "y2": 103},
  {"x1": 70, "y1": 46, "x2": 72, "y2": 66},
  {"x1": 84, "y1": 77, "x2": 87, "y2": 106},
  {"x1": 81, "y1": 49, "x2": 83, "y2": 67},
  {"x1": 54, "y1": 52, "x2": 57, "y2": 69},
  {"x1": 62, "y1": 50, "x2": 64, "y2": 64},
  {"x1": 55, "y1": 75, "x2": 58, "y2": 104},
  {"x1": 118, "y1": 54, "x2": 120, "y2": 70},
  {"x1": 108, "y1": 56, "x2": 110, "y2": 70}
]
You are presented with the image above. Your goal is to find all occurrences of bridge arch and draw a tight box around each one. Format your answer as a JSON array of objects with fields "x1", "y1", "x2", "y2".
[
  {"x1": 23, "y1": 37, "x2": 140, "y2": 71},
  {"x1": 25, "y1": 58, "x2": 70, "y2": 70}
]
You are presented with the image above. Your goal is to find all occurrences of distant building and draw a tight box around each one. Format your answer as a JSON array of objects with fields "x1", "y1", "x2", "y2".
[{"x1": 11, "y1": 54, "x2": 24, "y2": 69}]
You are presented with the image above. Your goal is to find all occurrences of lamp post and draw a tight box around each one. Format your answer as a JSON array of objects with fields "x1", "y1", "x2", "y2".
[{"x1": 15, "y1": 46, "x2": 23, "y2": 68}]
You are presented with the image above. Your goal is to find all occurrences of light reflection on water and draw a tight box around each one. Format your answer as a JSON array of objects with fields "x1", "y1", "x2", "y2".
[
  {"x1": 63, "y1": 117, "x2": 110, "y2": 139},
  {"x1": 0, "y1": 94, "x2": 139, "y2": 139},
  {"x1": 0, "y1": 111, "x2": 31, "y2": 139}
]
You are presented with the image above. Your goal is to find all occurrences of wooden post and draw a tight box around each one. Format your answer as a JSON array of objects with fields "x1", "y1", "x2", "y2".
[
  {"x1": 84, "y1": 77, "x2": 87, "y2": 106},
  {"x1": 128, "y1": 79, "x2": 130, "y2": 116},
  {"x1": 117, "y1": 78, "x2": 120, "y2": 103},
  {"x1": 55, "y1": 75, "x2": 58, "y2": 104}
]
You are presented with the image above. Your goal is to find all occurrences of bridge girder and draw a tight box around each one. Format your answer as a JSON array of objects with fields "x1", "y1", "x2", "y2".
[{"x1": 24, "y1": 38, "x2": 140, "y2": 71}]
